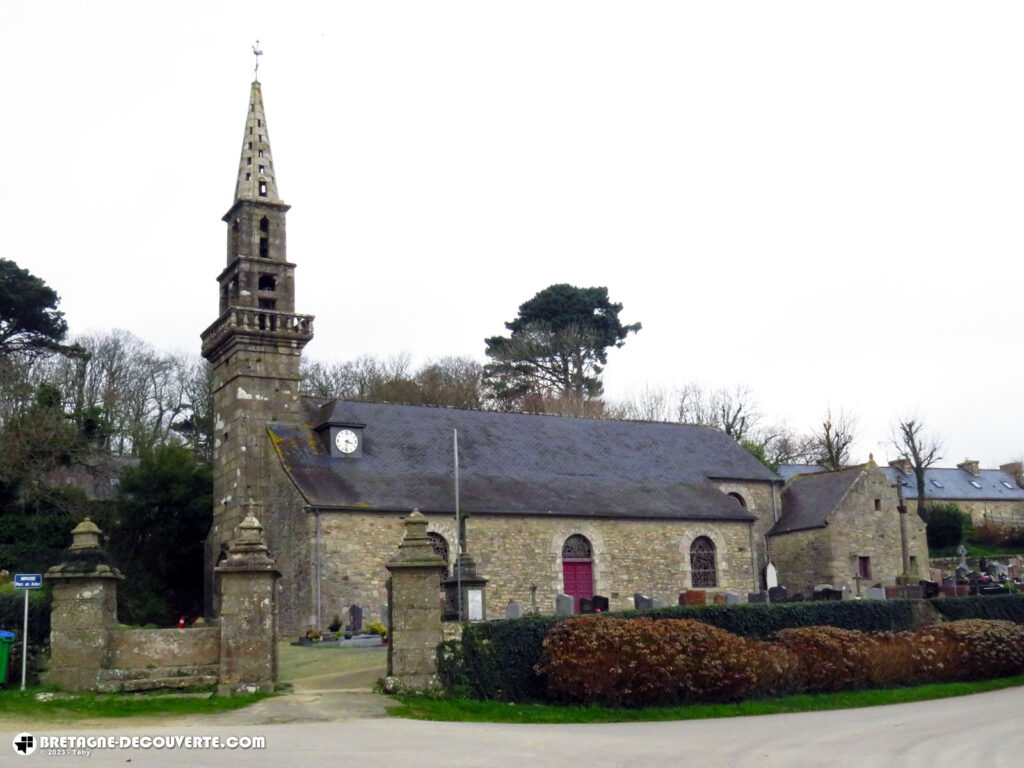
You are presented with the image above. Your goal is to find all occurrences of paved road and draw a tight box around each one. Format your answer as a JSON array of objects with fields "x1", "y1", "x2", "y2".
[{"x1": 4, "y1": 686, "x2": 1023, "y2": 767}]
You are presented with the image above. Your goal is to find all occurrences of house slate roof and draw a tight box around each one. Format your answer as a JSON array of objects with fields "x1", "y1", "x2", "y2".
[
  {"x1": 778, "y1": 464, "x2": 827, "y2": 482},
  {"x1": 268, "y1": 399, "x2": 780, "y2": 520},
  {"x1": 769, "y1": 465, "x2": 868, "y2": 535},
  {"x1": 881, "y1": 467, "x2": 1024, "y2": 502}
]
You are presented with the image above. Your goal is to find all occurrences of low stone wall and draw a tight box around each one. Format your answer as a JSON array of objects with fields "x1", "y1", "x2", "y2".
[
  {"x1": 108, "y1": 627, "x2": 220, "y2": 669},
  {"x1": 46, "y1": 514, "x2": 281, "y2": 694}
]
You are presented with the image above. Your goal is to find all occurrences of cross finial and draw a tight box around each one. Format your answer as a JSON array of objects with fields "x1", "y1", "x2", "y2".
[{"x1": 252, "y1": 40, "x2": 263, "y2": 80}]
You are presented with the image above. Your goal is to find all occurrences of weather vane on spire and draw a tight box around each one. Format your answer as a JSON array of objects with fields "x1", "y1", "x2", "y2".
[{"x1": 252, "y1": 40, "x2": 263, "y2": 80}]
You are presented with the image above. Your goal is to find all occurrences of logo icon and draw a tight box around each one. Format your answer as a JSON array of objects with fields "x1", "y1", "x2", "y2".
[{"x1": 13, "y1": 733, "x2": 35, "y2": 756}]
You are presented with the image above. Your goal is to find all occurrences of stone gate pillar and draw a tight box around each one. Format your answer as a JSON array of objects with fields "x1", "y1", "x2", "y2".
[
  {"x1": 216, "y1": 512, "x2": 281, "y2": 694},
  {"x1": 385, "y1": 509, "x2": 447, "y2": 693},
  {"x1": 44, "y1": 518, "x2": 124, "y2": 690}
]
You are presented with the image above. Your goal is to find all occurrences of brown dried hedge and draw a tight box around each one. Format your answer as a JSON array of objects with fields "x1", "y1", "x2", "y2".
[
  {"x1": 537, "y1": 617, "x2": 1024, "y2": 707},
  {"x1": 538, "y1": 617, "x2": 774, "y2": 706}
]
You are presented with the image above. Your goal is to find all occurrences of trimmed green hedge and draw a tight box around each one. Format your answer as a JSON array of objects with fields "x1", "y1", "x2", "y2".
[
  {"x1": 932, "y1": 595, "x2": 1024, "y2": 623},
  {"x1": 0, "y1": 584, "x2": 50, "y2": 646},
  {"x1": 438, "y1": 599, "x2": 927, "y2": 701}
]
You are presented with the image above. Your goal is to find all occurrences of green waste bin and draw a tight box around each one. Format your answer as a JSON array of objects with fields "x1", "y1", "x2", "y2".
[{"x1": 0, "y1": 631, "x2": 14, "y2": 686}]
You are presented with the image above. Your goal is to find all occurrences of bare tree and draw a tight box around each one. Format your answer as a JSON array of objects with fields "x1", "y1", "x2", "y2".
[
  {"x1": 811, "y1": 407, "x2": 857, "y2": 470},
  {"x1": 891, "y1": 416, "x2": 943, "y2": 513},
  {"x1": 301, "y1": 353, "x2": 486, "y2": 410}
]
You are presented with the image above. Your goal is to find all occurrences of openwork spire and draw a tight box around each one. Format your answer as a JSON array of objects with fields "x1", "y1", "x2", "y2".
[{"x1": 233, "y1": 81, "x2": 282, "y2": 204}]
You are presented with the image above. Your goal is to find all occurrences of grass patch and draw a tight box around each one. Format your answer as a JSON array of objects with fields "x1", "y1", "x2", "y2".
[
  {"x1": 390, "y1": 675, "x2": 1024, "y2": 723},
  {"x1": 0, "y1": 687, "x2": 269, "y2": 722},
  {"x1": 277, "y1": 641, "x2": 386, "y2": 684}
]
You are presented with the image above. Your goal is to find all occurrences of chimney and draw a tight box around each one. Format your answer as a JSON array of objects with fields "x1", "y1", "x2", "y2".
[
  {"x1": 889, "y1": 458, "x2": 912, "y2": 474},
  {"x1": 957, "y1": 459, "x2": 980, "y2": 476}
]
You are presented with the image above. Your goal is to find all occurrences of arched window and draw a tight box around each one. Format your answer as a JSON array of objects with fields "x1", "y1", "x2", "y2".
[
  {"x1": 728, "y1": 492, "x2": 747, "y2": 509},
  {"x1": 427, "y1": 532, "x2": 449, "y2": 563},
  {"x1": 561, "y1": 534, "x2": 593, "y2": 561},
  {"x1": 690, "y1": 536, "x2": 717, "y2": 588}
]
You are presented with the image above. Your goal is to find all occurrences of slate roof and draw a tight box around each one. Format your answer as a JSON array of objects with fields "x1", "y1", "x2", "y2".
[
  {"x1": 881, "y1": 467, "x2": 1024, "y2": 501},
  {"x1": 769, "y1": 465, "x2": 867, "y2": 535},
  {"x1": 268, "y1": 400, "x2": 780, "y2": 520},
  {"x1": 778, "y1": 464, "x2": 827, "y2": 482}
]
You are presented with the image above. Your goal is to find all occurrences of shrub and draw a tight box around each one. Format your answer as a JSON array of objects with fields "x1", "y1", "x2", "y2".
[
  {"x1": 440, "y1": 599, "x2": 921, "y2": 701},
  {"x1": 909, "y1": 620, "x2": 1024, "y2": 682},
  {"x1": 538, "y1": 617, "x2": 762, "y2": 707},
  {"x1": 921, "y1": 502, "x2": 972, "y2": 550},
  {"x1": 772, "y1": 626, "x2": 878, "y2": 693}
]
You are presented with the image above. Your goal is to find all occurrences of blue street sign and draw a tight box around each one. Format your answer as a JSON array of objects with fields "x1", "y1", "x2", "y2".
[{"x1": 13, "y1": 574, "x2": 42, "y2": 589}]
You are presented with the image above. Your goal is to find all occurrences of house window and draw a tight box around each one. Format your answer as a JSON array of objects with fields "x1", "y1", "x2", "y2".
[
  {"x1": 728, "y1": 492, "x2": 747, "y2": 509},
  {"x1": 258, "y1": 274, "x2": 276, "y2": 291},
  {"x1": 690, "y1": 536, "x2": 717, "y2": 588},
  {"x1": 874, "y1": 499, "x2": 881, "y2": 511},
  {"x1": 562, "y1": 534, "x2": 593, "y2": 560},
  {"x1": 970, "y1": 481, "x2": 982, "y2": 489},
  {"x1": 259, "y1": 236, "x2": 269, "y2": 258},
  {"x1": 858, "y1": 557, "x2": 871, "y2": 580},
  {"x1": 259, "y1": 181, "x2": 268, "y2": 197}
]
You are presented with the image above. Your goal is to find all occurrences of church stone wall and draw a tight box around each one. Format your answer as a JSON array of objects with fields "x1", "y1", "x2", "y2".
[
  {"x1": 767, "y1": 527, "x2": 831, "y2": 597},
  {"x1": 302, "y1": 510, "x2": 758, "y2": 634}
]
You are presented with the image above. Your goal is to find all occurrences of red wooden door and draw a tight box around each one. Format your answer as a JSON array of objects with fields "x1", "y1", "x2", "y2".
[{"x1": 562, "y1": 561, "x2": 594, "y2": 613}]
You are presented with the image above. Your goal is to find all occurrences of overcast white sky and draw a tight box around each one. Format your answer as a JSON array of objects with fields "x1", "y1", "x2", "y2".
[{"x1": 3, "y1": 1, "x2": 1022, "y2": 467}]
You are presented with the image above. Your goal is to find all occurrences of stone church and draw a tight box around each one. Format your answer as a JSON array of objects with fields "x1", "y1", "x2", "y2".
[{"x1": 200, "y1": 80, "x2": 916, "y2": 635}]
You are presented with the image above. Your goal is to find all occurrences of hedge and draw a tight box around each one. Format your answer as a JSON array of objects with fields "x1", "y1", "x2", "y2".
[
  {"x1": 931, "y1": 594, "x2": 1024, "y2": 623},
  {"x1": 438, "y1": 598, "x2": 929, "y2": 701},
  {"x1": 537, "y1": 617, "x2": 1024, "y2": 707},
  {"x1": 0, "y1": 583, "x2": 50, "y2": 646}
]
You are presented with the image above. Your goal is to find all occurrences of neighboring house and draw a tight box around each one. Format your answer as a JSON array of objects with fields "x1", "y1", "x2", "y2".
[
  {"x1": 768, "y1": 462, "x2": 929, "y2": 597},
  {"x1": 882, "y1": 459, "x2": 1024, "y2": 529},
  {"x1": 45, "y1": 455, "x2": 138, "y2": 502}
]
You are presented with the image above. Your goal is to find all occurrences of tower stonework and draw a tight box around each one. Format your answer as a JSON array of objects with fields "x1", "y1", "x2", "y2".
[{"x1": 201, "y1": 81, "x2": 313, "y2": 617}]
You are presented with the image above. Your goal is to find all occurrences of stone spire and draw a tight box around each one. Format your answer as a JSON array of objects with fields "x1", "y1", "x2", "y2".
[{"x1": 233, "y1": 81, "x2": 282, "y2": 204}]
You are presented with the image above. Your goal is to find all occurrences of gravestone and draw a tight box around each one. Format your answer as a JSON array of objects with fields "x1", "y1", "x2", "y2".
[
  {"x1": 990, "y1": 561, "x2": 1009, "y2": 579},
  {"x1": 381, "y1": 604, "x2": 389, "y2": 627},
  {"x1": 979, "y1": 584, "x2": 1010, "y2": 596},
  {"x1": 748, "y1": 592, "x2": 768, "y2": 603},
  {"x1": 652, "y1": 598, "x2": 667, "y2": 608},
  {"x1": 725, "y1": 592, "x2": 743, "y2": 604},
  {"x1": 505, "y1": 602, "x2": 523, "y2": 619},
  {"x1": 768, "y1": 586, "x2": 788, "y2": 603},
  {"x1": 919, "y1": 580, "x2": 940, "y2": 599},
  {"x1": 349, "y1": 605, "x2": 363, "y2": 633},
  {"x1": 556, "y1": 594, "x2": 574, "y2": 616},
  {"x1": 592, "y1": 595, "x2": 609, "y2": 612},
  {"x1": 955, "y1": 564, "x2": 969, "y2": 581},
  {"x1": 865, "y1": 586, "x2": 886, "y2": 600},
  {"x1": 634, "y1": 592, "x2": 653, "y2": 611},
  {"x1": 682, "y1": 590, "x2": 706, "y2": 606},
  {"x1": 579, "y1": 597, "x2": 595, "y2": 614},
  {"x1": 713, "y1": 592, "x2": 727, "y2": 605}
]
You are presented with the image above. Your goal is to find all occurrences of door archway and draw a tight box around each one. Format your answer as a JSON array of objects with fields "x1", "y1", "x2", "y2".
[{"x1": 561, "y1": 534, "x2": 594, "y2": 613}]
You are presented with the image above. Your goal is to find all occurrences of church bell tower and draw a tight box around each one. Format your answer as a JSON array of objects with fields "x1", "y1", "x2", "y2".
[{"x1": 201, "y1": 78, "x2": 314, "y2": 611}]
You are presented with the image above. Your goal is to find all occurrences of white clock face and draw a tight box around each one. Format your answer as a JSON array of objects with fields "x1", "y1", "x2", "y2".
[{"x1": 335, "y1": 429, "x2": 359, "y2": 454}]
